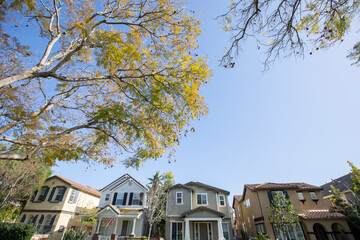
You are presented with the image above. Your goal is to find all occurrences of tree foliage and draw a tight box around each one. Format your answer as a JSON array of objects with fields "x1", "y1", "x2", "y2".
[
  {"x1": 219, "y1": 0, "x2": 360, "y2": 69},
  {"x1": 144, "y1": 171, "x2": 174, "y2": 239},
  {"x1": 0, "y1": 0, "x2": 211, "y2": 168},
  {"x1": 0, "y1": 159, "x2": 52, "y2": 220},
  {"x1": 330, "y1": 161, "x2": 360, "y2": 234},
  {"x1": 268, "y1": 192, "x2": 299, "y2": 240}
]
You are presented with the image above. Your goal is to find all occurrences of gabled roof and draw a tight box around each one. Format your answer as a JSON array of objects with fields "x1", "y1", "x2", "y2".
[
  {"x1": 97, "y1": 204, "x2": 144, "y2": 216},
  {"x1": 165, "y1": 183, "x2": 193, "y2": 192},
  {"x1": 181, "y1": 206, "x2": 225, "y2": 218},
  {"x1": 320, "y1": 173, "x2": 352, "y2": 197},
  {"x1": 232, "y1": 195, "x2": 243, "y2": 208},
  {"x1": 47, "y1": 175, "x2": 100, "y2": 198},
  {"x1": 100, "y1": 174, "x2": 148, "y2": 192},
  {"x1": 299, "y1": 210, "x2": 346, "y2": 220},
  {"x1": 185, "y1": 181, "x2": 230, "y2": 195},
  {"x1": 245, "y1": 182, "x2": 322, "y2": 192}
]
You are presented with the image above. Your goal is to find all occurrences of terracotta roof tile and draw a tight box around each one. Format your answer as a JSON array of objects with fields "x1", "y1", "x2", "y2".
[
  {"x1": 49, "y1": 175, "x2": 101, "y2": 198},
  {"x1": 299, "y1": 210, "x2": 346, "y2": 220},
  {"x1": 245, "y1": 182, "x2": 322, "y2": 192},
  {"x1": 233, "y1": 195, "x2": 242, "y2": 202}
]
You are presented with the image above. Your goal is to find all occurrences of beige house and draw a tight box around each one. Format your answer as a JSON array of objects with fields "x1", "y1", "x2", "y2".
[
  {"x1": 233, "y1": 182, "x2": 354, "y2": 240},
  {"x1": 19, "y1": 175, "x2": 101, "y2": 240}
]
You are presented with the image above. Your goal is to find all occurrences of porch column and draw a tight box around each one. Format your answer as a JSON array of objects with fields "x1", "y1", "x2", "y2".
[
  {"x1": 96, "y1": 217, "x2": 102, "y2": 233},
  {"x1": 130, "y1": 218, "x2": 137, "y2": 236},
  {"x1": 113, "y1": 217, "x2": 119, "y2": 234},
  {"x1": 217, "y1": 219, "x2": 225, "y2": 240},
  {"x1": 185, "y1": 219, "x2": 190, "y2": 240}
]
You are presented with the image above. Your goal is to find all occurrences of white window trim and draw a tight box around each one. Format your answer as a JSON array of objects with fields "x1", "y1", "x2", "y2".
[
  {"x1": 219, "y1": 194, "x2": 226, "y2": 207},
  {"x1": 196, "y1": 193, "x2": 208, "y2": 206},
  {"x1": 310, "y1": 191, "x2": 318, "y2": 200},
  {"x1": 222, "y1": 222, "x2": 230, "y2": 240},
  {"x1": 104, "y1": 193, "x2": 111, "y2": 202},
  {"x1": 170, "y1": 220, "x2": 184, "y2": 240},
  {"x1": 244, "y1": 198, "x2": 250, "y2": 208},
  {"x1": 176, "y1": 191, "x2": 183, "y2": 205},
  {"x1": 297, "y1": 192, "x2": 304, "y2": 201}
]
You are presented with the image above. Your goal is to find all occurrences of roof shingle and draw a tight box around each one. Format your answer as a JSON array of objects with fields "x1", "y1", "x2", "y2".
[{"x1": 299, "y1": 210, "x2": 346, "y2": 220}]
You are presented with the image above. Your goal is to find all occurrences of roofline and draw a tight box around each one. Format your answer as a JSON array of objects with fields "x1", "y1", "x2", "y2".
[
  {"x1": 100, "y1": 174, "x2": 148, "y2": 192},
  {"x1": 46, "y1": 175, "x2": 100, "y2": 198},
  {"x1": 184, "y1": 181, "x2": 230, "y2": 195}
]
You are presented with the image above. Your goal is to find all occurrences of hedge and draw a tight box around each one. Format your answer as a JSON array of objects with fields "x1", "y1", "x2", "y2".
[{"x1": 0, "y1": 222, "x2": 35, "y2": 240}]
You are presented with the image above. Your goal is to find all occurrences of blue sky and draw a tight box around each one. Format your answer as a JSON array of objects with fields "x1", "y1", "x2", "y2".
[{"x1": 53, "y1": 0, "x2": 360, "y2": 200}]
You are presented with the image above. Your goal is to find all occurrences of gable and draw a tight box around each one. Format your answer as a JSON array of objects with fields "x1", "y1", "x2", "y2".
[
  {"x1": 100, "y1": 174, "x2": 147, "y2": 193},
  {"x1": 181, "y1": 207, "x2": 225, "y2": 218}
]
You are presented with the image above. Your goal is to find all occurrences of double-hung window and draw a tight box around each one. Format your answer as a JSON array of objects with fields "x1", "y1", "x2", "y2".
[
  {"x1": 54, "y1": 187, "x2": 65, "y2": 201},
  {"x1": 219, "y1": 195, "x2": 225, "y2": 206},
  {"x1": 176, "y1": 192, "x2": 183, "y2": 205},
  {"x1": 196, "y1": 193, "x2": 207, "y2": 205},
  {"x1": 37, "y1": 187, "x2": 48, "y2": 201},
  {"x1": 244, "y1": 198, "x2": 250, "y2": 208},
  {"x1": 68, "y1": 189, "x2": 79, "y2": 203},
  {"x1": 132, "y1": 193, "x2": 140, "y2": 205},
  {"x1": 105, "y1": 193, "x2": 110, "y2": 202},
  {"x1": 116, "y1": 193, "x2": 126, "y2": 205}
]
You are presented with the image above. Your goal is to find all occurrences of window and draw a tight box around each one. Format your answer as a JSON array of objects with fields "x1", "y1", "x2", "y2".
[
  {"x1": 132, "y1": 193, "x2": 140, "y2": 205},
  {"x1": 27, "y1": 215, "x2": 35, "y2": 224},
  {"x1": 273, "y1": 223, "x2": 305, "y2": 240},
  {"x1": 36, "y1": 215, "x2": 44, "y2": 231},
  {"x1": 222, "y1": 223, "x2": 229, "y2": 240},
  {"x1": 54, "y1": 187, "x2": 65, "y2": 201},
  {"x1": 120, "y1": 220, "x2": 133, "y2": 236},
  {"x1": 171, "y1": 222, "x2": 183, "y2": 240},
  {"x1": 196, "y1": 193, "x2": 207, "y2": 205},
  {"x1": 297, "y1": 192, "x2": 305, "y2": 201},
  {"x1": 68, "y1": 189, "x2": 79, "y2": 203},
  {"x1": 20, "y1": 214, "x2": 26, "y2": 223},
  {"x1": 116, "y1": 193, "x2": 127, "y2": 205},
  {"x1": 255, "y1": 223, "x2": 265, "y2": 234},
  {"x1": 269, "y1": 191, "x2": 288, "y2": 206},
  {"x1": 310, "y1": 192, "x2": 318, "y2": 201},
  {"x1": 244, "y1": 198, "x2": 250, "y2": 208},
  {"x1": 42, "y1": 215, "x2": 54, "y2": 233},
  {"x1": 219, "y1": 195, "x2": 226, "y2": 206},
  {"x1": 37, "y1": 187, "x2": 47, "y2": 201},
  {"x1": 176, "y1": 192, "x2": 183, "y2": 205},
  {"x1": 105, "y1": 193, "x2": 110, "y2": 201}
]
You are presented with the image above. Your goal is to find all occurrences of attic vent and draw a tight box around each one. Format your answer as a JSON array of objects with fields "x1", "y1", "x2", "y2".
[{"x1": 128, "y1": 182, "x2": 133, "y2": 186}]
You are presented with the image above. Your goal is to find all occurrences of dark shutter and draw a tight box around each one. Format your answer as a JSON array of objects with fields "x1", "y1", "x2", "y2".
[
  {"x1": 128, "y1": 192, "x2": 134, "y2": 205},
  {"x1": 31, "y1": 190, "x2": 38, "y2": 202},
  {"x1": 38, "y1": 215, "x2": 44, "y2": 224},
  {"x1": 49, "y1": 215, "x2": 56, "y2": 230},
  {"x1": 283, "y1": 191, "x2": 290, "y2": 199},
  {"x1": 20, "y1": 214, "x2": 26, "y2": 223},
  {"x1": 48, "y1": 187, "x2": 56, "y2": 202},
  {"x1": 59, "y1": 187, "x2": 67, "y2": 201},
  {"x1": 139, "y1": 193, "x2": 144, "y2": 205},
  {"x1": 267, "y1": 191, "x2": 274, "y2": 204},
  {"x1": 123, "y1": 192, "x2": 128, "y2": 205},
  {"x1": 112, "y1": 192, "x2": 118, "y2": 205},
  {"x1": 32, "y1": 214, "x2": 38, "y2": 224},
  {"x1": 39, "y1": 187, "x2": 50, "y2": 201}
]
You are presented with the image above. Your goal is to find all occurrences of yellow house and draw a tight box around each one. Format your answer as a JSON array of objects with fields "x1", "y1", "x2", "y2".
[
  {"x1": 233, "y1": 182, "x2": 354, "y2": 240},
  {"x1": 19, "y1": 175, "x2": 101, "y2": 240}
]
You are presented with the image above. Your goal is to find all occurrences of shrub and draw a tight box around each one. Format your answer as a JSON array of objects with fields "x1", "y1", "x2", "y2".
[
  {"x1": 255, "y1": 232, "x2": 270, "y2": 240},
  {"x1": 63, "y1": 229, "x2": 89, "y2": 240},
  {"x1": 0, "y1": 222, "x2": 35, "y2": 240}
]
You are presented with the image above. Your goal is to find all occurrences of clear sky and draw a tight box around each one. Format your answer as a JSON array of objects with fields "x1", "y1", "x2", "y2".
[{"x1": 53, "y1": 0, "x2": 360, "y2": 201}]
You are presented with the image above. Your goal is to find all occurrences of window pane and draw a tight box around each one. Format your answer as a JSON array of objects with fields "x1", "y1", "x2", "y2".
[
  {"x1": 222, "y1": 223, "x2": 229, "y2": 240},
  {"x1": 297, "y1": 192, "x2": 304, "y2": 200}
]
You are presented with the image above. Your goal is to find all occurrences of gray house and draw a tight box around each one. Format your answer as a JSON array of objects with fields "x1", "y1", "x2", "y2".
[{"x1": 165, "y1": 181, "x2": 233, "y2": 240}]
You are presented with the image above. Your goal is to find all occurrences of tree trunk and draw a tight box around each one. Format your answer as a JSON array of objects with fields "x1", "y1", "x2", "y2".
[{"x1": 148, "y1": 223, "x2": 153, "y2": 240}]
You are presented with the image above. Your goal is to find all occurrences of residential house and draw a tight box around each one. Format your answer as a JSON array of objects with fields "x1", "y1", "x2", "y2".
[
  {"x1": 165, "y1": 181, "x2": 233, "y2": 240},
  {"x1": 233, "y1": 182, "x2": 354, "y2": 240},
  {"x1": 19, "y1": 175, "x2": 101, "y2": 240},
  {"x1": 321, "y1": 174, "x2": 360, "y2": 239},
  {"x1": 92, "y1": 174, "x2": 148, "y2": 240}
]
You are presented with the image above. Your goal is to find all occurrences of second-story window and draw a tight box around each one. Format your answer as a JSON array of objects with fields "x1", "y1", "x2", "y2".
[
  {"x1": 37, "y1": 187, "x2": 48, "y2": 201},
  {"x1": 68, "y1": 189, "x2": 79, "y2": 203},
  {"x1": 310, "y1": 192, "x2": 318, "y2": 201},
  {"x1": 244, "y1": 198, "x2": 250, "y2": 208},
  {"x1": 297, "y1": 192, "x2": 305, "y2": 201},
  {"x1": 219, "y1": 195, "x2": 226, "y2": 206},
  {"x1": 176, "y1": 192, "x2": 183, "y2": 205},
  {"x1": 116, "y1": 193, "x2": 128, "y2": 205},
  {"x1": 132, "y1": 193, "x2": 140, "y2": 205},
  {"x1": 54, "y1": 187, "x2": 65, "y2": 201},
  {"x1": 105, "y1": 193, "x2": 110, "y2": 201},
  {"x1": 196, "y1": 193, "x2": 207, "y2": 205}
]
